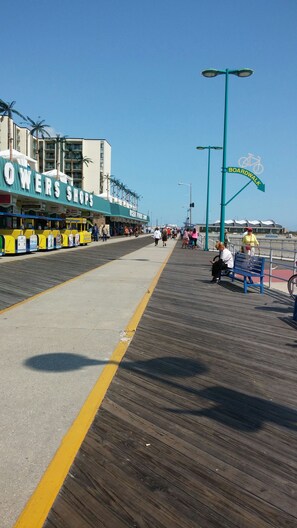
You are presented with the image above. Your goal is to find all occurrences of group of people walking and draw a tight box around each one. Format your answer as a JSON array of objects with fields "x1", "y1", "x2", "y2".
[
  {"x1": 124, "y1": 226, "x2": 139, "y2": 237},
  {"x1": 153, "y1": 226, "x2": 178, "y2": 247},
  {"x1": 153, "y1": 227, "x2": 168, "y2": 247},
  {"x1": 181, "y1": 228, "x2": 199, "y2": 249},
  {"x1": 91, "y1": 224, "x2": 143, "y2": 241},
  {"x1": 91, "y1": 224, "x2": 109, "y2": 242}
]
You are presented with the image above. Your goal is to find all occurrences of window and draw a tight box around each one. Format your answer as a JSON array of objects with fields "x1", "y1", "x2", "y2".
[
  {"x1": 45, "y1": 142, "x2": 55, "y2": 151},
  {"x1": 69, "y1": 143, "x2": 82, "y2": 151}
]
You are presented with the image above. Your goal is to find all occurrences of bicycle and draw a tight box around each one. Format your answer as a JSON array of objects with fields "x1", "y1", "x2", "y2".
[
  {"x1": 287, "y1": 263, "x2": 297, "y2": 298},
  {"x1": 238, "y1": 153, "x2": 264, "y2": 175}
]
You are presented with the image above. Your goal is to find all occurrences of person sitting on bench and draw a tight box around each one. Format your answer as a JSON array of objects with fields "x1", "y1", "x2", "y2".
[{"x1": 211, "y1": 242, "x2": 234, "y2": 283}]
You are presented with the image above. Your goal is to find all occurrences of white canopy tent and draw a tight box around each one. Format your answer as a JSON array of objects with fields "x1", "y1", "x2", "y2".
[
  {"x1": 43, "y1": 169, "x2": 73, "y2": 186},
  {"x1": 0, "y1": 149, "x2": 37, "y2": 171}
]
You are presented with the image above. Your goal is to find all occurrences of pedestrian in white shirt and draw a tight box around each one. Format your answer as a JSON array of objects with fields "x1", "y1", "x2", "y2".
[
  {"x1": 211, "y1": 242, "x2": 234, "y2": 283},
  {"x1": 153, "y1": 227, "x2": 162, "y2": 246}
]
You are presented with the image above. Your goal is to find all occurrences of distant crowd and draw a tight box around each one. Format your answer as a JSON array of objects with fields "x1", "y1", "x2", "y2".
[
  {"x1": 90, "y1": 224, "x2": 143, "y2": 241},
  {"x1": 180, "y1": 227, "x2": 199, "y2": 249},
  {"x1": 153, "y1": 226, "x2": 178, "y2": 246}
]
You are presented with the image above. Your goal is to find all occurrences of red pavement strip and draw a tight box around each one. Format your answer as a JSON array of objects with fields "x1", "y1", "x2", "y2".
[
  {"x1": 266, "y1": 269, "x2": 292, "y2": 282},
  {"x1": 233, "y1": 268, "x2": 291, "y2": 284}
]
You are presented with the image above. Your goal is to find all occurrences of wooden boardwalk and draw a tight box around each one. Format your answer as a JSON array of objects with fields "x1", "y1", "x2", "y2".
[
  {"x1": 40, "y1": 245, "x2": 297, "y2": 527},
  {"x1": 0, "y1": 236, "x2": 152, "y2": 311}
]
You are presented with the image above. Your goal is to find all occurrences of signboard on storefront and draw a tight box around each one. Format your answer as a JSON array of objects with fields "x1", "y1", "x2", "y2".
[{"x1": 0, "y1": 156, "x2": 148, "y2": 222}]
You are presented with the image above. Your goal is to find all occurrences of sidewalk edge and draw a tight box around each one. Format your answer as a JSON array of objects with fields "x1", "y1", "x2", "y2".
[{"x1": 13, "y1": 245, "x2": 174, "y2": 528}]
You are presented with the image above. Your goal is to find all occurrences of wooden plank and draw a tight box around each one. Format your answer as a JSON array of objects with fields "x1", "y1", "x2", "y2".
[{"x1": 0, "y1": 237, "x2": 152, "y2": 311}]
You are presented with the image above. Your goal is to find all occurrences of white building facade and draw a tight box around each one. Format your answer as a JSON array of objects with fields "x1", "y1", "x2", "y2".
[
  {"x1": 0, "y1": 116, "x2": 36, "y2": 158},
  {"x1": 0, "y1": 116, "x2": 112, "y2": 197},
  {"x1": 38, "y1": 137, "x2": 111, "y2": 197}
]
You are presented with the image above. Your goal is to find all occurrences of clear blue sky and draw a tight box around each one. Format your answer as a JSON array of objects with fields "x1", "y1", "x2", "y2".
[{"x1": 1, "y1": 0, "x2": 296, "y2": 228}]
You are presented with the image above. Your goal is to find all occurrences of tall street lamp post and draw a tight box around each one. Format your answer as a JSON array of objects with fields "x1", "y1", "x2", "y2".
[
  {"x1": 202, "y1": 68, "x2": 253, "y2": 242},
  {"x1": 178, "y1": 182, "x2": 192, "y2": 226},
  {"x1": 196, "y1": 146, "x2": 222, "y2": 251}
]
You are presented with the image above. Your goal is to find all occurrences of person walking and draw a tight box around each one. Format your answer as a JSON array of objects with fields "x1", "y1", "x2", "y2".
[
  {"x1": 191, "y1": 227, "x2": 198, "y2": 249},
  {"x1": 242, "y1": 227, "x2": 259, "y2": 256},
  {"x1": 102, "y1": 224, "x2": 108, "y2": 242},
  {"x1": 153, "y1": 227, "x2": 162, "y2": 246},
  {"x1": 224, "y1": 229, "x2": 230, "y2": 248},
  {"x1": 92, "y1": 224, "x2": 99, "y2": 242},
  {"x1": 162, "y1": 227, "x2": 168, "y2": 247},
  {"x1": 182, "y1": 228, "x2": 189, "y2": 249}
]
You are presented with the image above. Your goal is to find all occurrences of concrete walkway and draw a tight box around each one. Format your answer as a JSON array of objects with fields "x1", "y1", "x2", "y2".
[{"x1": 0, "y1": 236, "x2": 175, "y2": 528}]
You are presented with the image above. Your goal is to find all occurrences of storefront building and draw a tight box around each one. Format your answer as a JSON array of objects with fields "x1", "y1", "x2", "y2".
[{"x1": 0, "y1": 156, "x2": 149, "y2": 230}]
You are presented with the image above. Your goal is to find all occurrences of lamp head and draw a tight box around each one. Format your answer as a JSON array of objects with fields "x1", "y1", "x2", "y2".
[
  {"x1": 202, "y1": 68, "x2": 253, "y2": 78},
  {"x1": 202, "y1": 69, "x2": 221, "y2": 78},
  {"x1": 235, "y1": 68, "x2": 253, "y2": 77},
  {"x1": 196, "y1": 146, "x2": 222, "y2": 150}
]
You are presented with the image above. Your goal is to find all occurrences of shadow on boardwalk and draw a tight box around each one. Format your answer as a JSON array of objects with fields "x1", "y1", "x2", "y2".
[
  {"x1": 26, "y1": 352, "x2": 297, "y2": 434},
  {"x1": 40, "y1": 246, "x2": 297, "y2": 528}
]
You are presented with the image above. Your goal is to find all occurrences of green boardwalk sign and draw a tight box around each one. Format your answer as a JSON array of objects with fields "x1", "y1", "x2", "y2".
[{"x1": 227, "y1": 166, "x2": 265, "y2": 192}]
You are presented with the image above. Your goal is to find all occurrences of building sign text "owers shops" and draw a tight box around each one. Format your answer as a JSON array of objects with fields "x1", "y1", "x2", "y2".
[{"x1": 2, "y1": 161, "x2": 94, "y2": 207}]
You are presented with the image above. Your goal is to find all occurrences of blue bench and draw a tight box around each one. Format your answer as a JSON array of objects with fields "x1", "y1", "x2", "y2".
[{"x1": 226, "y1": 252, "x2": 266, "y2": 294}]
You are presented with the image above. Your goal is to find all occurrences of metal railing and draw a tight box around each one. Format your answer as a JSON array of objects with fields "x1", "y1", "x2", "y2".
[
  {"x1": 265, "y1": 250, "x2": 297, "y2": 290},
  {"x1": 226, "y1": 236, "x2": 297, "y2": 260},
  {"x1": 199, "y1": 234, "x2": 297, "y2": 294}
]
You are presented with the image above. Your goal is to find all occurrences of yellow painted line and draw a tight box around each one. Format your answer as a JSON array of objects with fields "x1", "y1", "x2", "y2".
[
  {"x1": 0, "y1": 237, "x2": 156, "y2": 316},
  {"x1": 0, "y1": 259, "x2": 113, "y2": 316},
  {"x1": 13, "y1": 246, "x2": 174, "y2": 528}
]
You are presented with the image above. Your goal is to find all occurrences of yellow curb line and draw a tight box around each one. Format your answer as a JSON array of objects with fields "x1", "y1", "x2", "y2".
[
  {"x1": 13, "y1": 246, "x2": 174, "y2": 528},
  {"x1": 0, "y1": 237, "x2": 160, "y2": 316},
  {"x1": 0, "y1": 259, "x2": 114, "y2": 316}
]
